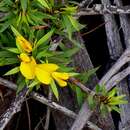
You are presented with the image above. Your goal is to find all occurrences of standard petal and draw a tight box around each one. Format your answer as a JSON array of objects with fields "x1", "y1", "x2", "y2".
[
  {"x1": 37, "y1": 63, "x2": 59, "y2": 72},
  {"x1": 20, "y1": 62, "x2": 35, "y2": 79},
  {"x1": 52, "y1": 72, "x2": 69, "y2": 80},
  {"x1": 35, "y1": 66, "x2": 52, "y2": 85}
]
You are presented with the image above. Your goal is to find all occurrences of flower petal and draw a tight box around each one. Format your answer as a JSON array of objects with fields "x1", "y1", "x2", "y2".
[
  {"x1": 20, "y1": 53, "x2": 31, "y2": 62},
  {"x1": 16, "y1": 36, "x2": 32, "y2": 53},
  {"x1": 52, "y1": 72, "x2": 68, "y2": 87},
  {"x1": 52, "y1": 72, "x2": 69, "y2": 80},
  {"x1": 54, "y1": 77, "x2": 67, "y2": 87},
  {"x1": 37, "y1": 63, "x2": 59, "y2": 72},
  {"x1": 35, "y1": 65, "x2": 52, "y2": 85},
  {"x1": 20, "y1": 62, "x2": 35, "y2": 79}
]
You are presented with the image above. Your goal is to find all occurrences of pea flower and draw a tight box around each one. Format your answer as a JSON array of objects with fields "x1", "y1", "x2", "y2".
[
  {"x1": 16, "y1": 36, "x2": 32, "y2": 53},
  {"x1": 20, "y1": 53, "x2": 69, "y2": 87}
]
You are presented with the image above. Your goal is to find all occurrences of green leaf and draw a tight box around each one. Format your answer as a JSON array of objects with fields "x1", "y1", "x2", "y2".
[
  {"x1": 36, "y1": 50, "x2": 53, "y2": 59},
  {"x1": 63, "y1": 47, "x2": 79, "y2": 57},
  {"x1": 108, "y1": 88, "x2": 117, "y2": 98},
  {"x1": 76, "y1": 86, "x2": 84, "y2": 106},
  {"x1": 80, "y1": 67, "x2": 99, "y2": 84},
  {"x1": 4, "y1": 66, "x2": 20, "y2": 76},
  {"x1": 17, "y1": 12, "x2": 22, "y2": 26},
  {"x1": 109, "y1": 97, "x2": 128, "y2": 105},
  {"x1": 11, "y1": 25, "x2": 22, "y2": 37},
  {"x1": 87, "y1": 95, "x2": 96, "y2": 110},
  {"x1": 95, "y1": 84, "x2": 101, "y2": 93},
  {"x1": 50, "y1": 79, "x2": 59, "y2": 100},
  {"x1": 0, "y1": 57, "x2": 19, "y2": 66},
  {"x1": 49, "y1": 0, "x2": 54, "y2": 6},
  {"x1": 110, "y1": 106, "x2": 121, "y2": 113},
  {"x1": 28, "y1": 79, "x2": 40, "y2": 88},
  {"x1": 16, "y1": 75, "x2": 26, "y2": 94},
  {"x1": 100, "y1": 103, "x2": 109, "y2": 117},
  {"x1": 0, "y1": 21, "x2": 10, "y2": 32},
  {"x1": 67, "y1": 15, "x2": 80, "y2": 31},
  {"x1": 36, "y1": 28, "x2": 55, "y2": 47},
  {"x1": 62, "y1": 15, "x2": 73, "y2": 39},
  {"x1": 69, "y1": 73, "x2": 79, "y2": 77},
  {"x1": 4, "y1": 47, "x2": 20, "y2": 54},
  {"x1": 37, "y1": 0, "x2": 50, "y2": 9},
  {"x1": 61, "y1": 6, "x2": 78, "y2": 15},
  {"x1": 101, "y1": 85, "x2": 107, "y2": 96},
  {"x1": 0, "y1": 51, "x2": 16, "y2": 58},
  {"x1": 58, "y1": 65, "x2": 74, "y2": 72},
  {"x1": 20, "y1": 0, "x2": 28, "y2": 12}
]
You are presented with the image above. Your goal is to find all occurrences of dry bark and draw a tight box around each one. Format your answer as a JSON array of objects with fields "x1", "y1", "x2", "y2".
[
  {"x1": 77, "y1": 4, "x2": 130, "y2": 16},
  {"x1": 114, "y1": 0, "x2": 130, "y2": 129},
  {"x1": 0, "y1": 87, "x2": 28, "y2": 130}
]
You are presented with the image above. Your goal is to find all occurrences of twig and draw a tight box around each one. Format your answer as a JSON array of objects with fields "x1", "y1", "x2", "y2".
[
  {"x1": 69, "y1": 77, "x2": 95, "y2": 95},
  {"x1": 99, "y1": 48, "x2": 130, "y2": 85},
  {"x1": 106, "y1": 67, "x2": 130, "y2": 90},
  {"x1": 79, "y1": 0, "x2": 95, "y2": 8},
  {"x1": 77, "y1": 4, "x2": 130, "y2": 16},
  {"x1": 44, "y1": 89, "x2": 52, "y2": 130},
  {"x1": 34, "y1": 115, "x2": 46, "y2": 130},
  {"x1": 31, "y1": 92, "x2": 76, "y2": 118},
  {"x1": 31, "y1": 92, "x2": 102, "y2": 130},
  {"x1": 81, "y1": 22, "x2": 106, "y2": 36},
  {"x1": 0, "y1": 77, "x2": 17, "y2": 90},
  {"x1": 25, "y1": 100, "x2": 31, "y2": 130}
]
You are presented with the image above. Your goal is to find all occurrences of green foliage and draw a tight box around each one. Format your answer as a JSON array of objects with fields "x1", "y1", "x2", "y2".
[
  {"x1": 69, "y1": 67, "x2": 99, "y2": 106},
  {"x1": 36, "y1": 28, "x2": 55, "y2": 47},
  {"x1": 50, "y1": 79, "x2": 59, "y2": 100},
  {"x1": 88, "y1": 85, "x2": 128, "y2": 116}
]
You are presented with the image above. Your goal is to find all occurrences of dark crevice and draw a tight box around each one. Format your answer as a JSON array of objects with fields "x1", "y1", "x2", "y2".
[
  {"x1": 5, "y1": 98, "x2": 56, "y2": 130},
  {"x1": 80, "y1": 15, "x2": 110, "y2": 78}
]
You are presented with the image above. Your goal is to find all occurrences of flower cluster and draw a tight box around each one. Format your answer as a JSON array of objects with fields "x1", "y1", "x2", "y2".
[
  {"x1": 20, "y1": 53, "x2": 69, "y2": 87},
  {"x1": 17, "y1": 36, "x2": 70, "y2": 87}
]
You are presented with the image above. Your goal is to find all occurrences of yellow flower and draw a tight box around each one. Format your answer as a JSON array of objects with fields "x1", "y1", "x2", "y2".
[
  {"x1": 20, "y1": 53, "x2": 36, "y2": 79},
  {"x1": 20, "y1": 53, "x2": 31, "y2": 62},
  {"x1": 16, "y1": 36, "x2": 32, "y2": 53},
  {"x1": 19, "y1": 53, "x2": 69, "y2": 87}
]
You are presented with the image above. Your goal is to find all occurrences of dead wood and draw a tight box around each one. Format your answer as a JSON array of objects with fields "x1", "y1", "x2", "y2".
[
  {"x1": 0, "y1": 77, "x2": 102, "y2": 130},
  {"x1": 0, "y1": 87, "x2": 28, "y2": 130},
  {"x1": 77, "y1": 4, "x2": 130, "y2": 16},
  {"x1": 79, "y1": 0, "x2": 94, "y2": 8},
  {"x1": 113, "y1": 0, "x2": 130, "y2": 129}
]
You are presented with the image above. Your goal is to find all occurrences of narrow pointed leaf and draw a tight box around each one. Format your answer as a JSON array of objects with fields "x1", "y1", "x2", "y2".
[
  {"x1": 4, "y1": 66, "x2": 20, "y2": 76},
  {"x1": 20, "y1": 0, "x2": 28, "y2": 12},
  {"x1": 11, "y1": 25, "x2": 22, "y2": 37},
  {"x1": 50, "y1": 79, "x2": 59, "y2": 100},
  {"x1": 37, "y1": 0, "x2": 50, "y2": 9},
  {"x1": 4, "y1": 47, "x2": 20, "y2": 54},
  {"x1": 36, "y1": 28, "x2": 55, "y2": 47}
]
